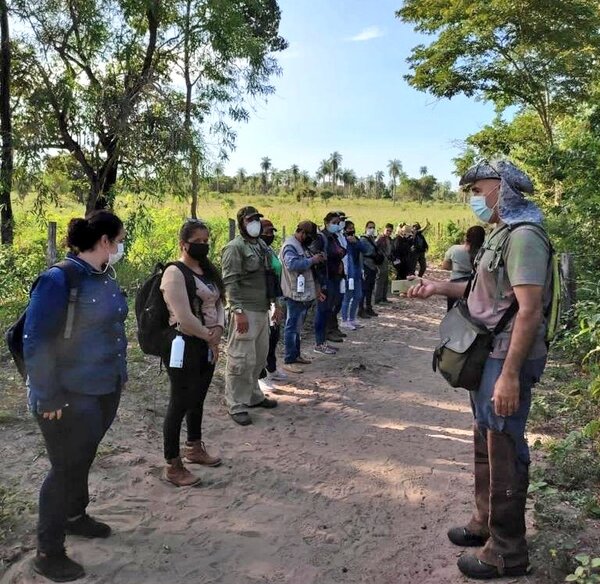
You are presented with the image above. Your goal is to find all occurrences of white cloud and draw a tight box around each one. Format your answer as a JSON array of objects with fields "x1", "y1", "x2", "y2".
[{"x1": 348, "y1": 26, "x2": 385, "y2": 42}]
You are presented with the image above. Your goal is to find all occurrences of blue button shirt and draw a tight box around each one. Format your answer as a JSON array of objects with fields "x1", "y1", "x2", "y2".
[{"x1": 23, "y1": 254, "x2": 128, "y2": 413}]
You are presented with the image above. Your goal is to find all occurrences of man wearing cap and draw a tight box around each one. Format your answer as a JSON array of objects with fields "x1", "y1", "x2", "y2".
[
  {"x1": 408, "y1": 161, "x2": 551, "y2": 580},
  {"x1": 279, "y1": 221, "x2": 326, "y2": 371},
  {"x1": 222, "y1": 206, "x2": 279, "y2": 426},
  {"x1": 258, "y1": 219, "x2": 288, "y2": 391}
]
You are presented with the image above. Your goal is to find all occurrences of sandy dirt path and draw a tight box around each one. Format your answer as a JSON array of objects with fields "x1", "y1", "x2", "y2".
[{"x1": 1, "y1": 288, "x2": 544, "y2": 584}]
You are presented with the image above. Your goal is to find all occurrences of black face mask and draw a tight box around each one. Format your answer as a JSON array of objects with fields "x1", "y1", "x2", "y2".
[
  {"x1": 187, "y1": 242, "x2": 209, "y2": 262},
  {"x1": 261, "y1": 234, "x2": 275, "y2": 246}
]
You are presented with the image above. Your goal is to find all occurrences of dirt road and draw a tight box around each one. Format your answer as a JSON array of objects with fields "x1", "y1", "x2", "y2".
[{"x1": 0, "y1": 291, "x2": 541, "y2": 584}]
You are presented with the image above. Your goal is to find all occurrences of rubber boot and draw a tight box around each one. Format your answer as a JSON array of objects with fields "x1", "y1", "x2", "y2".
[{"x1": 476, "y1": 430, "x2": 529, "y2": 572}]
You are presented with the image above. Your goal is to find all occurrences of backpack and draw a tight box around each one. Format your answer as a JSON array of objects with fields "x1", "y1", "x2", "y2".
[
  {"x1": 135, "y1": 261, "x2": 203, "y2": 357},
  {"x1": 363, "y1": 237, "x2": 385, "y2": 266},
  {"x1": 476, "y1": 222, "x2": 566, "y2": 343},
  {"x1": 5, "y1": 260, "x2": 83, "y2": 381}
]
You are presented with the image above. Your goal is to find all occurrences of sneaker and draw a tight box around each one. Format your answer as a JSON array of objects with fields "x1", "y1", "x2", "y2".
[
  {"x1": 340, "y1": 321, "x2": 357, "y2": 330},
  {"x1": 259, "y1": 378, "x2": 275, "y2": 392},
  {"x1": 326, "y1": 332, "x2": 344, "y2": 343},
  {"x1": 268, "y1": 369, "x2": 288, "y2": 381},
  {"x1": 349, "y1": 320, "x2": 363, "y2": 329},
  {"x1": 282, "y1": 362, "x2": 303, "y2": 374},
  {"x1": 295, "y1": 355, "x2": 313, "y2": 364},
  {"x1": 33, "y1": 550, "x2": 85, "y2": 582},
  {"x1": 366, "y1": 308, "x2": 379, "y2": 317},
  {"x1": 65, "y1": 514, "x2": 111, "y2": 539},
  {"x1": 357, "y1": 309, "x2": 372, "y2": 319},
  {"x1": 325, "y1": 343, "x2": 339, "y2": 353},
  {"x1": 314, "y1": 344, "x2": 336, "y2": 355}
]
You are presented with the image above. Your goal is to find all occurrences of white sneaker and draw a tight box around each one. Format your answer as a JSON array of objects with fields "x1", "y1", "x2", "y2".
[
  {"x1": 340, "y1": 321, "x2": 357, "y2": 331},
  {"x1": 267, "y1": 369, "x2": 288, "y2": 382},
  {"x1": 349, "y1": 320, "x2": 363, "y2": 329},
  {"x1": 258, "y1": 378, "x2": 275, "y2": 392}
]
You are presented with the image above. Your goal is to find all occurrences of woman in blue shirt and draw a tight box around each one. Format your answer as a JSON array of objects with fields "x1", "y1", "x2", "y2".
[
  {"x1": 23, "y1": 210, "x2": 127, "y2": 582},
  {"x1": 340, "y1": 221, "x2": 369, "y2": 330}
]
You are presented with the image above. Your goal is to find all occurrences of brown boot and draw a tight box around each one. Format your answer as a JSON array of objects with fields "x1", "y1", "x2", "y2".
[
  {"x1": 163, "y1": 457, "x2": 202, "y2": 487},
  {"x1": 448, "y1": 424, "x2": 490, "y2": 546},
  {"x1": 476, "y1": 430, "x2": 529, "y2": 571},
  {"x1": 183, "y1": 441, "x2": 222, "y2": 467}
]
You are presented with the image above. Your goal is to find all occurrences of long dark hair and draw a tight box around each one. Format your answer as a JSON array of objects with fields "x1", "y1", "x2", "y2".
[
  {"x1": 466, "y1": 225, "x2": 486, "y2": 267},
  {"x1": 67, "y1": 210, "x2": 123, "y2": 253},
  {"x1": 179, "y1": 220, "x2": 225, "y2": 300}
]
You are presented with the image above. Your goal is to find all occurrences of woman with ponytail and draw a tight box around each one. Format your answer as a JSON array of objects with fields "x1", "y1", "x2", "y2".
[
  {"x1": 23, "y1": 210, "x2": 127, "y2": 582},
  {"x1": 159, "y1": 219, "x2": 225, "y2": 487}
]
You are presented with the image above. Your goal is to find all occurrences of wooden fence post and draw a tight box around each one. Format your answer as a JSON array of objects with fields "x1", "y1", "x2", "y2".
[
  {"x1": 46, "y1": 221, "x2": 57, "y2": 267},
  {"x1": 282, "y1": 226, "x2": 286, "y2": 241},
  {"x1": 228, "y1": 218, "x2": 236, "y2": 241}
]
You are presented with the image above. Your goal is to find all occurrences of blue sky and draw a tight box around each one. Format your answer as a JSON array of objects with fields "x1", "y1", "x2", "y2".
[{"x1": 222, "y1": 0, "x2": 497, "y2": 186}]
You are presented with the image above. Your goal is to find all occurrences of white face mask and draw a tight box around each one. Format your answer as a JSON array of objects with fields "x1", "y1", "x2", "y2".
[
  {"x1": 366, "y1": 227, "x2": 376, "y2": 237},
  {"x1": 108, "y1": 242, "x2": 125, "y2": 266},
  {"x1": 246, "y1": 220, "x2": 262, "y2": 238}
]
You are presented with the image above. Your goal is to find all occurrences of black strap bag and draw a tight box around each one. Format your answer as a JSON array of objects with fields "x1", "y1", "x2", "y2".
[{"x1": 432, "y1": 280, "x2": 518, "y2": 392}]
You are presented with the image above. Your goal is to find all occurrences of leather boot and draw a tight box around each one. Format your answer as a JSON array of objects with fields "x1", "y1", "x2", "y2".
[
  {"x1": 163, "y1": 457, "x2": 202, "y2": 487},
  {"x1": 183, "y1": 440, "x2": 222, "y2": 467},
  {"x1": 448, "y1": 424, "x2": 490, "y2": 547},
  {"x1": 475, "y1": 431, "x2": 529, "y2": 573}
]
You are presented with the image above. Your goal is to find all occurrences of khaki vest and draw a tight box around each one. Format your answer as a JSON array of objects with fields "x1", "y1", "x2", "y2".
[{"x1": 279, "y1": 236, "x2": 317, "y2": 302}]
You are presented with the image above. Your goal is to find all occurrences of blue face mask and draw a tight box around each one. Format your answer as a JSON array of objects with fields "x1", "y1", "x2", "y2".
[
  {"x1": 327, "y1": 223, "x2": 342, "y2": 234},
  {"x1": 470, "y1": 195, "x2": 494, "y2": 223}
]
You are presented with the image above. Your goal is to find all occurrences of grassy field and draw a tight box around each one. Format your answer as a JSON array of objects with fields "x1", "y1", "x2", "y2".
[{"x1": 1, "y1": 193, "x2": 474, "y2": 326}]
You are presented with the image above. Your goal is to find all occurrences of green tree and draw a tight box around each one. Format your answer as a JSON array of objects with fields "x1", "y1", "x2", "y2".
[
  {"x1": 236, "y1": 167, "x2": 246, "y2": 190},
  {"x1": 0, "y1": 0, "x2": 13, "y2": 244},
  {"x1": 419, "y1": 165, "x2": 428, "y2": 177},
  {"x1": 340, "y1": 168, "x2": 356, "y2": 196},
  {"x1": 260, "y1": 156, "x2": 271, "y2": 191},
  {"x1": 329, "y1": 151, "x2": 342, "y2": 188},
  {"x1": 387, "y1": 159, "x2": 403, "y2": 204},
  {"x1": 317, "y1": 158, "x2": 332, "y2": 185},
  {"x1": 397, "y1": 0, "x2": 600, "y2": 147},
  {"x1": 290, "y1": 164, "x2": 299, "y2": 188}
]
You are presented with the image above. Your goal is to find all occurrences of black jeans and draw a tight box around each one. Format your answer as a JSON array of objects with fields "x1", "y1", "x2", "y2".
[
  {"x1": 360, "y1": 267, "x2": 377, "y2": 310},
  {"x1": 163, "y1": 340, "x2": 215, "y2": 460},
  {"x1": 36, "y1": 388, "x2": 121, "y2": 554},
  {"x1": 260, "y1": 324, "x2": 280, "y2": 378}
]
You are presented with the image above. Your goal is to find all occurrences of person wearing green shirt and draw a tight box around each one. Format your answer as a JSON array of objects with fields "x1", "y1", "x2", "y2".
[
  {"x1": 258, "y1": 219, "x2": 292, "y2": 392},
  {"x1": 221, "y1": 207, "x2": 282, "y2": 426}
]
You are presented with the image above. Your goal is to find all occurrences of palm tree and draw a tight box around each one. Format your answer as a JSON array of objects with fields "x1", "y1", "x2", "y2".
[
  {"x1": 419, "y1": 165, "x2": 428, "y2": 177},
  {"x1": 329, "y1": 151, "x2": 342, "y2": 188},
  {"x1": 290, "y1": 164, "x2": 300, "y2": 189},
  {"x1": 340, "y1": 168, "x2": 357, "y2": 197},
  {"x1": 374, "y1": 170, "x2": 385, "y2": 198},
  {"x1": 318, "y1": 159, "x2": 332, "y2": 185},
  {"x1": 387, "y1": 159, "x2": 403, "y2": 204},
  {"x1": 236, "y1": 167, "x2": 246, "y2": 191},
  {"x1": 260, "y1": 156, "x2": 271, "y2": 192}
]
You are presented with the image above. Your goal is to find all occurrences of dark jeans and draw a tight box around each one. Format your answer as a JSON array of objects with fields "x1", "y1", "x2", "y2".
[
  {"x1": 326, "y1": 279, "x2": 344, "y2": 334},
  {"x1": 360, "y1": 267, "x2": 377, "y2": 310},
  {"x1": 259, "y1": 324, "x2": 281, "y2": 377},
  {"x1": 317, "y1": 279, "x2": 341, "y2": 342},
  {"x1": 36, "y1": 388, "x2": 121, "y2": 554},
  {"x1": 164, "y1": 341, "x2": 215, "y2": 460},
  {"x1": 394, "y1": 263, "x2": 410, "y2": 280},
  {"x1": 284, "y1": 299, "x2": 311, "y2": 363},
  {"x1": 416, "y1": 252, "x2": 427, "y2": 277}
]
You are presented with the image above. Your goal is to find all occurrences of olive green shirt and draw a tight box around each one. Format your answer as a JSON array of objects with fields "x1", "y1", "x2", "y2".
[{"x1": 221, "y1": 235, "x2": 270, "y2": 313}]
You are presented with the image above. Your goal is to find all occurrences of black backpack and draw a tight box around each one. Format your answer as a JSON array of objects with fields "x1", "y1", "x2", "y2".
[
  {"x1": 414, "y1": 232, "x2": 429, "y2": 253},
  {"x1": 135, "y1": 261, "x2": 203, "y2": 357},
  {"x1": 5, "y1": 260, "x2": 83, "y2": 381}
]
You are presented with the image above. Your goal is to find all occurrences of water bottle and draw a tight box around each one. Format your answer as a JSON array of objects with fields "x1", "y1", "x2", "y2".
[
  {"x1": 348, "y1": 278, "x2": 355, "y2": 291},
  {"x1": 169, "y1": 335, "x2": 185, "y2": 368},
  {"x1": 297, "y1": 274, "x2": 305, "y2": 293}
]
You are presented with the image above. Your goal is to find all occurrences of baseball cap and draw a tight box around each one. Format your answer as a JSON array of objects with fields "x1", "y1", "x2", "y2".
[
  {"x1": 260, "y1": 218, "x2": 277, "y2": 232},
  {"x1": 237, "y1": 206, "x2": 263, "y2": 222}
]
